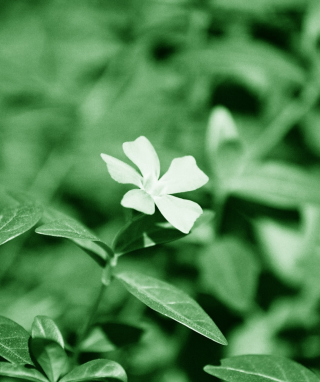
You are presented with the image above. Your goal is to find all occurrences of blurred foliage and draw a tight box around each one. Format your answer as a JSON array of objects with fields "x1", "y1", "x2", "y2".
[{"x1": 2, "y1": 0, "x2": 320, "y2": 381}]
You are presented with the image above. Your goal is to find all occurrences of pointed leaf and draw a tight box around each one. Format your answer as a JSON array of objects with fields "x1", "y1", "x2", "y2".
[
  {"x1": 79, "y1": 327, "x2": 116, "y2": 353},
  {"x1": 113, "y1": 211, "x2": 186, "y2": 256},
  {"x1": 30, "y1": 339, "x2": 70, "y2": 382},
  {"x1": 59, "y1": 359, "x2": 127, "y2": 382},
  {"x1": 204, "y1": 354, "x2": 320, "y2": 382},
  {"x1": 0, "y1": 362, "x2": 48, "y2": 382},
  {"x1": 0, "y1": 203, "x2": 42, "y2": 245},
  {"x1": 230, "y1": 162, "x2": 320, "y2": 208},
  {"x1": 206, "y1": 106, "x2": 244, "y2": 182},
  {"x1": 116, "y1": 271, "x2": 227, "y2": 345},
  {"x1": 199, "y1": 237, "x2": 260, "y2": 312},
  {"x1": 36, "y1": 216, "x2": 113, "y2": 267},
  {"x1": 0, "y1": 316, "x2": 33, "y2": 365},
  {"x1": 31, "y1": 316, "x2": 64, "y2": 348}
]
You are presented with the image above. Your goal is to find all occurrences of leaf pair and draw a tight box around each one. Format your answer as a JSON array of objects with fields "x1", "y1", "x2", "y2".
[
  {"x1": 36, "y1": 213, "x2": 226, "y2": 345},
  {"x1": 36, "y1": 209, "x2": 187, "y2": 262},
  {"x1": 204, "y1": 354, "x2": 320, "y2": 382},
  {"x1": 0, "y1": 315, "x2": 127, "y2": 382}
]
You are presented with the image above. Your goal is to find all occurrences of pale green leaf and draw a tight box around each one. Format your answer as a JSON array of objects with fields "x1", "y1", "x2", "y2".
[
  {"x1": 31, "y1": 316, "x2": 64, "y2": 348},
  {"x1": 79, "y1": 327, "x2": 116, "y2": 353},
  {"x1": 188, "y1": 40, "x2": 305, "y2": 86},
  {"x1": 0, "y1": 203, "x2": 42, "y2": 245},
  {"x1": 36, "y1": 216, "x2": 113, "y2": 267},
  {"x1": 113, "y1": 211, "x2": 186, "y2": 256},
  {"x1": 230, "y1": 162, "x2": 320, "y2": 208},
  {"x1": 30, "y1": 339, "x2": 70, "y2": 382},
  {"x1": 59, "y1": 359, "x2": 127, "y2": 382},
  {"x1": 116, "y1": 272, "x2": 227, "y2": 345},
  {"x1": 206, "y1": 106, "x2": 244, "y2": 182},
  {"x1": 204, "y1": 354, "x2": 320, "y2": 382},
  {"x1": 0, "y1": 316, "x2": 33, "y2": 365},
  {"x1": 199, "y1": 237, "x2": 260, "y2": 312},
  {"x1": 0, "y1": 362, "x2": 48, "y2": 382}
]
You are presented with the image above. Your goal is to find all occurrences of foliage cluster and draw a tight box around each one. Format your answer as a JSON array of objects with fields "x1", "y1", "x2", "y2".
[{"x1": 2, "y1": 0, "x2": 320, "y2": 381}]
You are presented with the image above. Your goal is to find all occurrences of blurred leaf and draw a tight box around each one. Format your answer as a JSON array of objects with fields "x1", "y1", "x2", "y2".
[
  {"x1": 254, "y1": 217, "x2": 304, "y2": 286},
  {"x1": 0, "y1": 203, "x2": 42, "y2": 245},
  {"x1": 59, "y1": 359, "x2": 127, "y2": 382},
  {"x1": 98, "y1": 321, "x2": 144, "y2": 348},
  {"x1": 31, "y1": 316, "x2": 65, "y2": 348},
  {"x1": 0, "y1": 316, "x2": 33, "y2": 365},
  {"x1": 30, "y1": 339, "x2": 70, "y2": 382},
  {"x1": 199, "y1": 237, "x2": 260, "y2": 312},
  {"x1": 36, "y1": 214, "x2": 113, "y2": 267},
  {"x1": 116, "y1": 271, "x2": 227, "y2": 345},
  {"x1": 80, "y1": 327, "x2": 116, "y2": 353},
  {"x1": 301, "y1": 0, "x2": 320, "y2": 54},
  {"x1": 206, "y1": 106, "x2": 244, "y2": 182},
  {"x1": 113, "y1": 211, "x2": 186, "y2": 256},
  {"x1": 230, "y1": 162, "x2": 320, "y2": 208},
  {"x1": 204, "y1": 354, "x2": 320, "y2": 381},
  {"x1": 0, "y1": 362, "x2": 47, "y2": 382},
  {"x1": 185, "y1": 40, "x2": 305, "y2": 87}
]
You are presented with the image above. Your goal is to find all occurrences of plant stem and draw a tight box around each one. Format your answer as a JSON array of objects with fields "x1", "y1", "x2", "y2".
[
  {"x1": 72, "y1": 281, "x2": 107, "y2": 363},
  {"x1": 246, "y1": 62, "x2": 320, "y2": 162}
]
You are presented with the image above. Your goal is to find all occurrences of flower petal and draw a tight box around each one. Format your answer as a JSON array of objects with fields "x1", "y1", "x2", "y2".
[
  {"x1": 101, "y1": 153, "x2": 142, "y2": 186},
  {"x1": 123, "y1": 136, "x2": 160, "y2": 181},
  {"x1": 154, "y1": 195, "x2": 203, "y2": 233},
  {"x1": 121, "y1": 189, "x2": 155, "y2": 215},
  {"x1": 156, "y1": 156, "x2": 209, "y2": 195}
]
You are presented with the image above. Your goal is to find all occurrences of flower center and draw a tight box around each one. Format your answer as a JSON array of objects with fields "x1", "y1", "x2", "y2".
[{"x1": 142, "y1": 177, "x2": 162, "y2": 196}]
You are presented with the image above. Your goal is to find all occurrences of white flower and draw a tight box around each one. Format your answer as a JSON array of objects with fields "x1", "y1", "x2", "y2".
[{"x1": 101, "y1": 136, "x2": 209, "y2": 234}]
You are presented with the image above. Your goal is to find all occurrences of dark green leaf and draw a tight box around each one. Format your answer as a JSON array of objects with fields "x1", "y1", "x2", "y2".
[
  {"x1": 30, "y1": 339, "x2": 70, "y2": 382},
  {"x1": 0, "y1": 316, "x2": 33, "y2": 365},
  {"x1": 204, "y1": 354, "x2": 320, "y2": 381},
  {"x1": 0, "y1": 362, "x2": 47, "y2": 382},
  {"x1": 116, "y1": 272, "x2": 227, "y2": 345},
  {"x1": 0, "y1": 203, "x2": 42, "y2": 245},
  {"x1": 59, "y1": 359, "x2": 127, "y2": 382},
  {"x1": 199, "y1": 237, "x2": 260, "y2": 312},
  {"x1": 98, "y1": 322, "x2": 144, "y2": 348},
  {"x1": 113, "y1": 211, "x2": 186, "y2": 256},
  {"x1": 36, "y1": 215, "x2": 113, "y2": 267},
  {"x1": 31, "y1": 316, "x2": 64, "y2": 348},
  {"x1": 230, "y1": 162, "x2": 320, "y2": 208}
]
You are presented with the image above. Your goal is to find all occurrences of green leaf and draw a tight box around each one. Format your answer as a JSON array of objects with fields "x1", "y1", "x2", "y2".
[
  {"x1": 0, "y1": 316, "x2": 33, "y2": 365},
  {"x1": 0, "y1": 203, "x2": 42, "y2": 245},
  {"x1": 199, "y1": 237, "x2": 260, "y2": 312},
  {"x1": 36, "y1": 215, "x2": 113, "y2": 267},
  {"x1": 206, "y1": 106, "x2": 244, "y2": 182},
  {"x1": 230, "y1": 162, "x2": 320, "y2": 208},
  {"x1": 190, "y1": 40, "x2": 305, "y2": 86},
  {"x1": 113, "y1": 211, "x2": 186, "y2": 256},
  {"x1": 0, "y1": 362, "x2": 48, "y2": 382},
  {"x1": 79, "y1": 327, "x2": 116, "y2": 353},
  {"x1": 116, "y1": 271, "x2": 227, "y2": 345},
  {"x1": 59, "y1": 359, "x2": 127, "y2": 382},
  {"x1": 31, "y1": 316, "x2": 64, "y2": 348},
  {"x1": 30, "y1": 339, "x2": 70, "y2": 382},
  {"x1": 204, "y1": 354, "x2": 320, "y2": 382}
]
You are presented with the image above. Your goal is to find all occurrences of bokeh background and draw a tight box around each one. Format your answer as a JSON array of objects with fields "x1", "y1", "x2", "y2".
[{"x1": 2, "y1": 0, "x2": 320, "y2": 381}]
